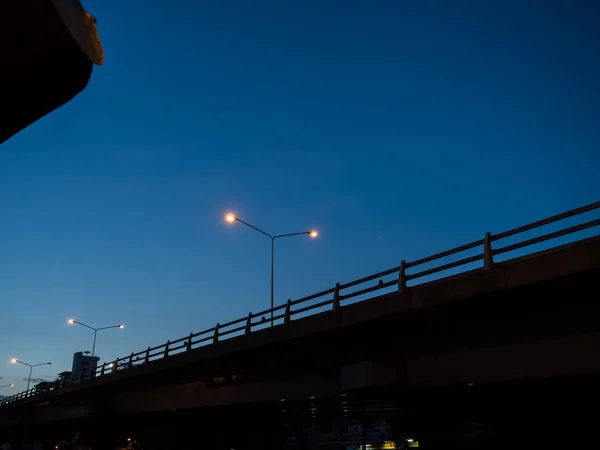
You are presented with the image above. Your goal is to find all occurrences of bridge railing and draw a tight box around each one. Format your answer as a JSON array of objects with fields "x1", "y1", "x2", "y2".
[
  {"x1": 1, "y1": 200, "x2": 598, "y2": 407},
  {"x1": 0, "y1": 368, "x2": 98, "y2": 406}
]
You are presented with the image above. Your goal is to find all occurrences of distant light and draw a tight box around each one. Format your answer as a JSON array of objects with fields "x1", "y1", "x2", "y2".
[
  {"x1": 279, "y1": 398, "x2": 285, "y2": 402},
  {"x1": 127, "y1": 438, "x2": 131, "y2": 442},
  {"x1": 68, "y1": 319, "x2": 75, "y2": 324},
  {"x1": 225, "y1": 213, "x2": 236, "y2": 223},
  {"x1": 107, "y1": 364, "x2": 113, "y2": 368},
  {"x1": 406, "y1": 439, "x2": 414, "y2": 442},
  {"x1": 9, "y1": 384, "x2": 14, "y2": 387},
  {"x1": 119, "y1": 325, "x2": 125, "y2": 329},
  {"x1": 10, "y1": 358, "x2": 17, "y2": 364},
  {"x1": 309, "y1": 230, "x2": 318, "y2": 238},
  {"x1": 468, "y1": 382, "x2": 475, "y2": 387}
]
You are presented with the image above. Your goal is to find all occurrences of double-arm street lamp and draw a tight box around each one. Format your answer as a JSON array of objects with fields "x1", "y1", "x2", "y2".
[
  {"x1": 11, "y1": 359, "x2": 51, "y2": 391},
  {"x1": 225, "y1": 213, "x2": 318, "y2": 326},
  {"x1": 68, "y1": 319, "x2": 124, "y2": 357}
]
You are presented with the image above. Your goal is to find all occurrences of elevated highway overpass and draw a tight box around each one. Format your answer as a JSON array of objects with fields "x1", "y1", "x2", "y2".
[{"x1": 1, "y1": 201, "x2": 599, "y2": 448}]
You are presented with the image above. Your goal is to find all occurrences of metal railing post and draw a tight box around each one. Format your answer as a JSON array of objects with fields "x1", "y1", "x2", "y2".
[
  {"x1": 144, "y1": 347, "x2": 151, "y2": 364},
  {"x1": 333, "y1": 283, "x2": 340, "y2": 311},
  {"x1": 245, "y1": 313, "x2": 252, "y2": 335},
  {"x1": 186, "y1": 332, "x2": 194, "y2": 351},
  {"x1": 164, "y1": 341, "x2": 170, "y2": 358},
  {"x1": 398, "y1": 260, "x2": 407, "y2": 293},
  {"x1": 484, "y1": 232, "x2": 494, "y2": 270},
  {"x1": 284, "y1": 299, "x2": 292, "y2": 325},
  {"x1": 213, "y1": 323, "x2": 220, "y2": 344},
  {"x1": 129, "y1": 352, "x2": 134, "y2": 368}
]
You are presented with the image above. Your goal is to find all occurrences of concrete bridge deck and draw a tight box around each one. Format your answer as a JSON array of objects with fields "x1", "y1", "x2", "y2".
[{"x1": 0, "y1": 236, "x2": 598, "y2": 427}]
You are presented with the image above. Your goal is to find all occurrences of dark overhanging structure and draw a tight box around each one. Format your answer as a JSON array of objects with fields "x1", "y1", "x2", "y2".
[{"x1": 1, "y1": 0, "x2": 104, "y2": 144}]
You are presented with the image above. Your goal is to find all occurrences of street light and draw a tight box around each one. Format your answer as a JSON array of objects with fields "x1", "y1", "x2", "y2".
[
  {"x1": 0, "y1": 384, "x2": 14, "y2": 389},
  {"x1": 224, "y1": 212, "x2": 318, "y2": 326},
  {"x1": 11, "y1": 359, "x2": 51, "y2": 391},
  {"x1": 67, "y1": 319, "x2": 124, "y2": 357}
]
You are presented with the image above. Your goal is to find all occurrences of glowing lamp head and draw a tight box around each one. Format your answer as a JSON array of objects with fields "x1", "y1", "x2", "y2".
[
  {"x1": 68, "y1": 318, "x2": 75, "y2": 324},
  {"x1": 309, "y1": 230, "x2": 318, "y2": 238},
  {"x1": 119, "y1": 324, "x2": 125, "y2": 329},
  {"x1": 225, "y1": 213, "x2": 236, "y2": 223},
  {"x1": 10, "y1": 358, "x2": 17, "y2": 364},
  {"x1": 9, "y1": 384, "x2": 14, "y2": 387}
]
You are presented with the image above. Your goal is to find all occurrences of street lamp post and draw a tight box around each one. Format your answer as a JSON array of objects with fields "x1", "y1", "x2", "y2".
[
  {"x1": 67, "y1": 319, "x2": 124, "y2": 357},
  {"x1": 225, "y1": 213, "x2": 318, "y2": 327},
  {"x1": 10, "y1": 359, "x2": 51, "y2": 391}
]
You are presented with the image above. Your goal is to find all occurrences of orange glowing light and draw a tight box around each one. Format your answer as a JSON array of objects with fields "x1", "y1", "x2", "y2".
[
  {"x1": 225, "y1": 213, "x2": 236, "y2": 223},
  {"x1": 309, "y1": 230, "x2": 318, "y2": 238}
]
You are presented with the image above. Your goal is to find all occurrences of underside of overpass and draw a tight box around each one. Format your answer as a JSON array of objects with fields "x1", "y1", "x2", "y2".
[{"x1": 3, "y1": 374, "x2": 600, "y2": 449}]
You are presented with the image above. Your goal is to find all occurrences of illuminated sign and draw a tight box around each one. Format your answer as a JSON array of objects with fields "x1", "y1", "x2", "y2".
[{"x1": 382, "y1": 441, "x2": 397, "y2": 449}]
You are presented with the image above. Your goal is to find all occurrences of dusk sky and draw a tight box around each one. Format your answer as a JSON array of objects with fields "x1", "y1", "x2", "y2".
[{"x1": 1, "y1": 0, "x2": 599, "y2": 392}]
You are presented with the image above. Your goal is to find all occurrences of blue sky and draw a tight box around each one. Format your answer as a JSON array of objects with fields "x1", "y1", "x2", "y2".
[{"x1": 1, "y1": 0, "x2": 599, "y2": 392}]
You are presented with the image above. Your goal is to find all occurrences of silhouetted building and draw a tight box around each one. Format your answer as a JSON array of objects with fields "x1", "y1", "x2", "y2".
[{"x1": 72, "y1": 351, "x2": 99, "y2": 376}]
